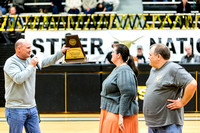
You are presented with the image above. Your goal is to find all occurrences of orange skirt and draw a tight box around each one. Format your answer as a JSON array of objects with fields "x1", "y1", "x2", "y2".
[{"x1": 99, "y1": 109, "x2": 138, "y2": 133}]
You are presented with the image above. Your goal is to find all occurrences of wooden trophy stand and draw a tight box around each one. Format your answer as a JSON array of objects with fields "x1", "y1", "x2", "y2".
[{"x1": 65, "y1": 35, "x2": 87, "y2": 63}]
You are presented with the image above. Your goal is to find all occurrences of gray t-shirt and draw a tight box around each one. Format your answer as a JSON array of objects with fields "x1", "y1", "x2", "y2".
[{"x1": 143, "y1": 61, "x2": 194, "y2": 127}]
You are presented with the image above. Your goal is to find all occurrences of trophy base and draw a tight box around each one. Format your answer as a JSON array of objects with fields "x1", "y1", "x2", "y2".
[{"x1": 64, "y1": 58, "x2": 87, "y2": 64}]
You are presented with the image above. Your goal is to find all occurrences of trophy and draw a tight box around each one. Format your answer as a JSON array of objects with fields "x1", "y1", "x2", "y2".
[{"x1": 65, "y1": 34, "x2": 87, "y2": 63}]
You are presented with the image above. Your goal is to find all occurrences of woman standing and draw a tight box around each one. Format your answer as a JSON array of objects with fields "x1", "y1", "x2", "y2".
[{"x1": 99, "y1": 44, "x2": 139, "y2": 133}]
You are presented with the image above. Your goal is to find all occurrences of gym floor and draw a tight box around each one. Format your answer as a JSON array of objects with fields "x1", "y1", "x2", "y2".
[{"x1": 0, "y1": 108, "x2": 200, "y2": 133}]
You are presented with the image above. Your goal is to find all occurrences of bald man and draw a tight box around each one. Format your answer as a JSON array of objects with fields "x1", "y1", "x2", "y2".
[
  {"x1": 180, "y1": 44, "x2": 199, "y2": 63},
  {"x1": 143, "y1": 44, "x2": 197, "y2": 133},
  {"x1": 3, "y1": 39, "x2": 68, "y2": 133}
]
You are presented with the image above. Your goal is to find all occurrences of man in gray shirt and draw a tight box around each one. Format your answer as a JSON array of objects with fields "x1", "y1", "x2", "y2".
[
  {"x1": 143, "y1": 44, "x2": 197, "y2": 133},
  {"x1": 180, "y1": 44, "x2": 199, "y2": 63},
  {"x1": 4, "y1": 39, "x2": 68, "y2": 133}
]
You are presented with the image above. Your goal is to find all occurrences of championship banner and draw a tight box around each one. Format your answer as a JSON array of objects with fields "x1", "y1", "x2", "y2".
[{"x1": 25, "y1": 30, "x2": 200, "y2": 63}]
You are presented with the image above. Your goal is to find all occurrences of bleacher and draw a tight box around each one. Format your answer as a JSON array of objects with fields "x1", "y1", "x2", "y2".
[
  {"x1": 142, "y1": 0, "x2": 198, "y2": 13},
  {"x1": 0, "y1": 0, "x2": 61, "y2": 44},
  {"x1": 6, "y1": 0, "x2": 200, "y2": 15},
  {"x1": 0, "y1": 1, "x2": 199, "y2": 44},
  {"x1": 9, "y1": 0, "x2": 199, "y2": 14},
  {"x1": 10, "y1": 0, "x2": 63, "y2": 13},
  {"x1": 1, "y1": 0, "x2": 198, "y2": 67}
]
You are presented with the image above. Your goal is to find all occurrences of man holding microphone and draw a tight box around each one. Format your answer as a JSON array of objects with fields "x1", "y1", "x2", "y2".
[{"x1": 4, "y1": 38, "x2": 68, "y2": 133}]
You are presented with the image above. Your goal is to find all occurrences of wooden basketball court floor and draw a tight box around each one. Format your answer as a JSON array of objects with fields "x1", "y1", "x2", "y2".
[{"x1": 0, "y1": 108, "x2": 200, "y2": 133}]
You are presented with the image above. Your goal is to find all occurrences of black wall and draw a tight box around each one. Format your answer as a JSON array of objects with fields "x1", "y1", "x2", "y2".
[
  {"x1": 35, "y1": 73, "x2": 65, "y2": 112},
  {"x1": 67, "y1": 73, "x2": 101, "y2": 112},
  {"x1": 1, "y1": 64, "x2": 200, "y2": 113}
]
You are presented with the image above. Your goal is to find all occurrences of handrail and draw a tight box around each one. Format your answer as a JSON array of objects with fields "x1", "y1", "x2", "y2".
[{"x1": 0, "y1": 13, "x2": 199, "y2": 31}]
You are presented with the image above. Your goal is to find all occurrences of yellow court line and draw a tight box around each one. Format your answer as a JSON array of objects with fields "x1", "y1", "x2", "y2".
[
  {"x1": 196, "y1": 71, "x2": 198, "y2": 112},
  {"x1": 65, "y1": 72, "x2": 67, "y2": 113}
]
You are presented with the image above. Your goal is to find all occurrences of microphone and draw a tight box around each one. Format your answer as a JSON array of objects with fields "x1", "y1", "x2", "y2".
[{"x1": 30, "y1": 54, "x2": 41, "y2": 70}]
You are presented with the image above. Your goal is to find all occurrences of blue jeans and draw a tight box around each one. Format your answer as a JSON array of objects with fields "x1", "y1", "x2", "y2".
[
  {"x1": 5, "y1": 107, "x2": 41, "y2": 133},
  {"x1": 68, "y1": 9, "x2": 80, "y2": 14},
  {"x1": 148, "y1": 124, "x2": 182, "y2": 133},
  {"x1": 52, "y1": 5, "x2": 59, "y2": 14},
  {"x1": 84, "y1": 8, "x2": 96, "y2": 14}
]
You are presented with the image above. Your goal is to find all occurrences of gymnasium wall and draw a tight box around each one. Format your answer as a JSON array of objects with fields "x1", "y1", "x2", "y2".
[{"x1": 34, "y1": 64, "x2": 200, "y2": 113}]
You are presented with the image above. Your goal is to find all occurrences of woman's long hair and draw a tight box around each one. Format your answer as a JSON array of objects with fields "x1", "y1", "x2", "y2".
[{"x1": 116, "y1": 44, "x2": 138, "y2": 77}]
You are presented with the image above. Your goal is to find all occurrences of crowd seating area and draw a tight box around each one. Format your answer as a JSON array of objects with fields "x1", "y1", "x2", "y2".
[
  {"x1": 0, "y1": 0, "x2": 198, "y2": 45},
  {"x1": 8, "y1": 0, "x2": 115, "y2": 14},
  {"x1": 142, "y1": 0, "x2": 198, "y2": 13},
  {"x1": 8, "y1": 0, "x2": 62, "y2": 14},
  {"x1": 0, "y1": 0, "x2": 199, "y2": 44},
  {"x1": 3, "y1": 0, "x2": 200, "y2": 15}
]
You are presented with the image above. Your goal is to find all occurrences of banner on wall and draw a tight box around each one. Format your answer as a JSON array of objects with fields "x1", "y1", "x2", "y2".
[{"x1": 25, "y1": 30, "x2": 200, "y2": 63}]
